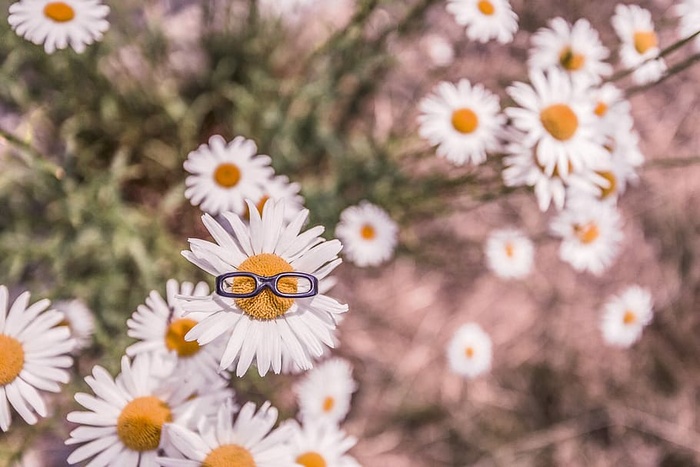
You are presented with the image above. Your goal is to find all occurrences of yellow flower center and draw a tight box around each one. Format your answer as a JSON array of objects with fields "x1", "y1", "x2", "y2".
[
  {"x1": 633, "y1": 31, "x2": 658, "y2": 54},
  {"x1": 477, "y1": 0, "x2": 495, "y2": 15},
  {"x1": 43, "y1": 2, "x2": 75, "y2": 22},
  {"x1": 164, "y1": 318, "x2": 200, "y2": 357},
  {"x1": 559, "y1": 47, "x2": 586, "y2": 71},
  {"x1": 596, "y1": 171, "x2": 617, "y2": 199},
  {"x1": 573, "y1": 222, "x2": 600, "y2": 244},
  {"x1": 540, "y1": 104, "x2": 579, "y2": 141},
  {"x1": 322, "y1": 396, "x2": 335, "y2": 413},
  {"x1": 360, "y1": 224, "x2": 376, "y2": 240},
  {"x1": 214, "y1": 163, "x2": 241, "y2": 188},
  {"x1": 464, "y1": 346, "x2": 475, "y2": 358},
  {"x1": 234, "y1": 253, "x2": 297, "y2": 320},
  {"x1": 594, "y1": 102, "x2": 608, "y2": 117},
  {"x1": 504, "y1": 242, "x2": 515, "y2": 258},
  {"x1": 623, "y1": 310, "x2": 637, "y2": 325},
  {"x1": 296, "y1": 452, "x2": 327, "y2": 467},
  {"x1": 451, "y1": 108, "x2": 479, "y2": 134},
  {"x1": 203, "y1": 444, "x2": 255, "y2": 467},
  {"x1": 116, "y1": 396, "x2": 172, "y2": 452},
  {"x1": 0, "y1": 335, "x2": 25, "y2": 386}
]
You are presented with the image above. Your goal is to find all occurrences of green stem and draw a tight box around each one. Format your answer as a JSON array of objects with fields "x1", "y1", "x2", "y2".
[{"x1": 0, "y1": 127, "x2": 63, "y2": 178}]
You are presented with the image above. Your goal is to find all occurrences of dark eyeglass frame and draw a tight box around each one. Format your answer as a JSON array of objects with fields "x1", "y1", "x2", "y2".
[{"x1": 215, "y1": 271, "x2": 319, "y2": 299}]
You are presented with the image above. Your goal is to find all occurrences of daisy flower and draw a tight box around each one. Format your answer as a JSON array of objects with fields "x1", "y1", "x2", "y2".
[
  {"x1": 0, "y1": 286, "x2": 75, "y2": 431},
  {"x1": 418, "y1": 79, "x2": 505, "y2": 166},
  {"x1": 588, "y1": 83, "x2": 633, "y2": 138},
  {"x1": 247, "y1": 175, "x2": 305, "y2": 223},
  {"x1": 66, "y1": 354, "x2": 228, "y2": 466},
  {"x1": 421, "y1": 33, "x2": 455, "y2": 68},
  {"x1": 295, "y1": 357, "x2": 357, "y2": 426},
  {"x1": 180, "y1": 199, "x2": 348, "y2": 376},
  {"x1": 506, "y1": 68, "x2": 608, "y2": 178},
  {"x1": 612, "y1": 4, "x2": 667, "y2": 85},
  {"x1": 53, "y1": 298, "x2": 95, "y2": 351},
  {"x1": 184, "y1": 135, "x2": 275, "y2": 216},
  {"x1": 529, "y1": 17, "x2": 612, "y2": 85},
  {"x1": 126, "y1": 279, "x2": 227, "y2": 384},
  {"x1": 502, "y1": 142, "x2": 567, "y2": 212},
  {"x1": 675, "y1": 0, "x2": 700, "y2": 52},
  {"x1": 502, "y1": 133, "x2": 609, "y2": 212},
  {"x1": 334, "y1": 201, "x2": 398, "y2": 267},
  {"x1": 601, "y1": 285, "x2": 653, "y2": 347},
  {"x1": 446, "y1": 0, "x2": 518, "y2": 44},
  {"x1": 549, "y1": 198, "x2": 623, "y2": 275},
  {"x1": 287, "y1": 419, "x2": 361, "y2": 467},
  {"x1": 485, "y1": 228, "x2": 534, "y2": 279},
  {"x1": 8, "y1": 0, "x2": 110, "y2": 54},
  {"x1": 157, "y1": 400, "x2": 295, "y2": 467},
  {"x1": 447, "y1": 323, "x2": 493, "y2": 379}
]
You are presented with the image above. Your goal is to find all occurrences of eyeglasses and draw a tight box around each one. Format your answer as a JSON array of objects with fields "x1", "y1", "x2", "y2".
[{"x1": 215, "y1": 271, "x2": 319, "y2": 299}]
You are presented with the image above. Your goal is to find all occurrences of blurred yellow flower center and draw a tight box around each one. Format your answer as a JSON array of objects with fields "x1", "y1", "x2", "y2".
[
  {"x1": 559, "y1": 47, "x2": 586, "y2": 71},
  {"x1": 296, "y1": 452, "x2": 327, "y2": 467},
  {"x1": 322, "y1": 396, "x2": 335, "y2": 413},
  {"x1": 244, "y1": 195, "x2": 270, "y2": 221},
  {"x1": 596, "y1": 171, "x2": 617, "y2": 199},
  {"x1": 117, "y1": 396, "x2": 172, "y2": 452},
  {"x1": 164, "y1": 318, "x2": 200, "y2": 357},
  {"x1": 203, "y1": 444, "x2": 255, "y2": 467},
  {"x1": 623, "y1": 310, "x2": 637, "y2": 325},
  {"x1": 464, "y1": 346, "x2": 475, "y2": 358},
  {"x1": 594, "y1": 102, "x2": 608, "y2": 117},
  {"x1": 234, "y1": 253, "x2": 297, "y2": 320},
  {"x1": 504, "y1": 242, "x2": 515, "y2": 258},
  {"x1": 633, "y1": 31, "x2": 658, "y2": 54},
  {"x1": 43, "y1": 2, "x2": 75, "y2": 22},
  {"x1": 451, "y1": 108, "x2": 479, "y2": 134},
  {"x1": 0, "y1": 335, "x2": 25, "y2": 386},
  {"x1": 574, "y1": 222, "x2": 599, "y2": 244},
  {"x1": 360, "y1": 224, "x2": 376, "y2": 240},
  {"x1": 540, "y1": 104, "x2": 578, "y2": 141},
  {"x1": 477, "y1": 0, "x2": 495, "y2": 15},
  {"x1": 214, "y1": 163, "x2": 241, "y2": 188}
]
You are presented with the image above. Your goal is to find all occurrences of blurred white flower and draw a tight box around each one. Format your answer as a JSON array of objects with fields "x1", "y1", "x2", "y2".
[
  {"x1": 418, "y1": 79, "x2": 505, "y2": 166},
  {"x1": 601, "y1": 285, "x2": 653, "y2": 347},
  {"x1": 295, "y1": 357, "x2": 358, "y2": 426},
  {"x1": 184, "y1": 135, "x2": 274, "y2": 216},
  {"x1": 52, "y1": 298, "x2": 94, "y2": 352},
  {"x1": 247, "y1": 175, "x2": 306, "y2": 223},
  {"x1": 529, "y1": 17, "x2": 612, "y2": 85},
  {"x1": 446, "y1": 0, "x2": 518, "y2": 44},
  {"x1": 335, "y1": 201, "x2": 398, "y2": 267},
  {"x1": 447, "y1": 323, "x2": 493, "y2": 379},
  {"x1": 549, "y1": 198, "x2": 623, "y2": 275},
  {"x1": 506, "y1": 68, "x2": 608, "y2": 178},
  {"x1": 485, "y1": 229, "x2": 534, "y2": 279},
  {"x1": 674, "y1": 0, "x2": 700, "y2": 52},
  {"x1": 8, "y1": 0, "x2": 110, "y2": 54},
  {"x1": 422, "y1": 34, "x2": 455, "y2": 67},
  {"x1": 612, "y1": 4, "x2": 667, "y2": 85}
]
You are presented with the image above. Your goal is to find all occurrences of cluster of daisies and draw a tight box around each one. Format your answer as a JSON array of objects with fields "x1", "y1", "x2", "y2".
[
  {"x1": 0, "y1": 280, "x2": 362, "y2": 465},
  {"x1": 417, "y1": 0, "x2": 689, "y2": 376}
]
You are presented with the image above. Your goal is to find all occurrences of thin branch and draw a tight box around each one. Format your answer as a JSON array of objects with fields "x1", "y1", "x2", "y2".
[
  {"x1": 625, "y1": 52, "x2": 700, "y2": 97},
  {"x1": 644, "y1": 156, "x2": 700, "y2": 169},
  {"x1": 0, "y1": 127, "x2": 63, "y2": 178},
  {"x1": 607, "y1": 29, "x2": 700, "y2": 84}
]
